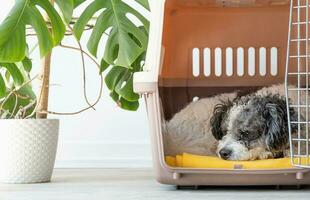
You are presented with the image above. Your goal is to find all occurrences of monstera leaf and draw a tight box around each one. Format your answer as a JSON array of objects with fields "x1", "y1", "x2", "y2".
[
  {"x1": 0, "y1": 0, "x2": 150, "y2": 112},
  {"x1": 0, "y1": 57, "x2": 35, "y2": 98},
  {"x1": 0, "y1": 83, "x2": 36, "y2": 119},
  {"x1": 73, "y1": 0, "x2": 149, "y2": 67},
  {"x1": 0, "y1": 0, "x2": 66, "y2": 63},
  {"x1": 136, "y1": 0, "x2": 150, "y2": 10},
  {"x1": 0, "y1": 0, "x2": 68, "y2": 118},
  {"x1": 74, "y1": 0, "x2": 149, "y2": 110},
  {"x1": 0, "y1": 63, "x2": 23, "y2": 98},
  {"x1": 104, "y1": 52, "x2": 145, "y2": 111},
  {"x1": 0, "y1": 58, "x2": 36, "y2": 118},
  {"x1": 54, "y1": 0, "x2": 87, "y2": 24}
]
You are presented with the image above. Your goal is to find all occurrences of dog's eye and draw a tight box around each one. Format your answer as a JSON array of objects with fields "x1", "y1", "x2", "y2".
[
  {"x1": 240, "y1": 130, "x2": 258, "y2": 141},
  {"x1": 244, "y1": 108, "x2": 250, "y2": 112},
  {"x1": 240, "y1": 130, "x2": 248, "y2": 137}
]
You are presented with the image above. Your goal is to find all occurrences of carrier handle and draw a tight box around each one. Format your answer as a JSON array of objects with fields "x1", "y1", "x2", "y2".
[{"x1": 133, "y1": 72, "x2": 157, "y2": 94}]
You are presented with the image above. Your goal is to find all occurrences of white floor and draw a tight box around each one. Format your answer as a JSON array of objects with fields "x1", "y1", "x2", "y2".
[{"x1": 1, "y1": 169, "x2": 310, "y2": 200}]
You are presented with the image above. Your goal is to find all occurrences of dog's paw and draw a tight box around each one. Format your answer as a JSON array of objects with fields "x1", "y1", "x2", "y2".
[
  {"x1": 257, "y1": 152, "x2": 273, "y2": 160},
  {"x1": 249, "y1": 148, "x2": 274, "y2": 160}
]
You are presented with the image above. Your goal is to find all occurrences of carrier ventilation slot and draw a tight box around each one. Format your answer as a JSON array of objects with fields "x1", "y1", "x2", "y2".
[
  {"x1": 237, "y1": 47, "x2": 245, "y2": 76},
  {"x1": 192, "y1": 47, "x2": 279, "y2": 77},
  {"x1": 192, "y1": 48, "x2": 200, "y2": 77},
  {"x1": 259, "y1": 47, "x2": 267, "y2": 76},
  {"x1": 215, "y1": 48, "x2": 222, "y2": 77},
  {"x1": 248, "y1": 47, "x2": 256, "y2": 76}
]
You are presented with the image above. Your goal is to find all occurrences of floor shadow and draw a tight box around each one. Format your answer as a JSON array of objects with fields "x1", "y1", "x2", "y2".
[{"x1": 175, "y1": 185, "x2": 310, "y2": 191}]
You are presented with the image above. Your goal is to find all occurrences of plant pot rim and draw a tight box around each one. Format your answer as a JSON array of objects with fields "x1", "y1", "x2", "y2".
[{"x1": 0, "y1": 118, "x2": 59, "y2": 122}]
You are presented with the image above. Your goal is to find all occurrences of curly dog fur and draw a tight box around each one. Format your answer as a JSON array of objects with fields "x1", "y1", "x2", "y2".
[{"x1": 164, "y1": 84, "x2": 306, "y2": 160}]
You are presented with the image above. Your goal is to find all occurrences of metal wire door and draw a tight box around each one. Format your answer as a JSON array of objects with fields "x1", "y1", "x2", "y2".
[{"x1": 286, "y1": 0, "x2": 310, "y2": 168}]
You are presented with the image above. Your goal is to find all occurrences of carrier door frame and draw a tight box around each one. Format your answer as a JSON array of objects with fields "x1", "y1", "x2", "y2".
[{"x1": 286, "y1": 0, "x2": 310, "y2": 169}]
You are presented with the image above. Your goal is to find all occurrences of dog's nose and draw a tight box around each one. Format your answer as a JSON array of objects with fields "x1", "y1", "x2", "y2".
[{"x1": 219, "y1": 149, "x2": 232, "y2": 160}]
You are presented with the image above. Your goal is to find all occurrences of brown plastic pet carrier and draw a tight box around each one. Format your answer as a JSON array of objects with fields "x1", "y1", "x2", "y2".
[{"x1": 133, "y1": 0, "x2": 310, "y2": 186}]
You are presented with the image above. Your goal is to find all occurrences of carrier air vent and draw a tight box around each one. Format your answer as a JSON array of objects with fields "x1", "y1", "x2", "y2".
[
  {"x1": 215, "y1": 48, "x2": 222, "y2": 77},
  {"x1": 192, "y1": 47, "x2": 279, "y2": 77},
  {"x1": 259, "y1": 47, "x2": 267, "y2": 76},
  {"x1": 226, "y1": 47, "x2": 233, "y2": 76},
  {"x1": 270, "y1": 47, "x2": 278, "y2": 76},
  {"x1": 203, "y1": 48, "x2": 211, "y2": 77},
  {"x1": 192, "y1": 48, "x2": 200, "y2": 77},
  {"x1": 237, "y1": 47, "x2": 245, "y2": 76},
  {"x1": 248, "y1": 47, "x2": 256, "y2": 76}
]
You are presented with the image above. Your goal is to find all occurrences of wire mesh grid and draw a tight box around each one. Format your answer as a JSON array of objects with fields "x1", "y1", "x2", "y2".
[{"x1": 286, "y1": 0, "x2": 310, "y2": 167}]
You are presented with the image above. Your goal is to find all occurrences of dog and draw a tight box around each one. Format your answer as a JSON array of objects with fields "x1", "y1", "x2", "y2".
[{"x1": 163, "y1": 84, "x2": 306, "y2": 161}]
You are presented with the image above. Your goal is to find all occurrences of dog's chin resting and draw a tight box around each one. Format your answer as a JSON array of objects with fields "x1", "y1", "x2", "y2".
[{"x1": 164, "y1": 84, "x2": 305, "y2": 161}]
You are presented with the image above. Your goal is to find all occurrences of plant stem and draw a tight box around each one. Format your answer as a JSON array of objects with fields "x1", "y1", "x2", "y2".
[
  {"x1": 37, "y1": 42, "x2": 104, "y2": 116},
  {"x1": 0, "y1": 75, "x2": 39, "y2": 112},
  {"x1": 35, "y1": 0, "x2": 54, "y2": 119},
  {"x1": 36, "y1": 53, "x2": 52, "y2": 119},
  {"x1": 67, "y1": 26, "x2": 95, "y2": 110}
]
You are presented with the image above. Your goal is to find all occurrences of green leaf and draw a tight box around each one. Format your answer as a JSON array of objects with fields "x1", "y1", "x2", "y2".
[
  {"x1": 0, "y1": 0, "x2": 65, "y2": 62},
  {"x1": 110, "y1": 91, "x2": 120, "y2": 102},
  {"x1": 0, "y1": 0, "x2": 27, "y2": 47},
  {"x1": 21, "y1": 57, "x2": 32, "y2": 72},
  {"x1": 104, "y1": 52, "x2": 145, "y2": 110},
  {"x1": 73, "y1": 0, "x2": 149, "y2": 68},
  {"x1": 73, "y1": 0, "x2": 149, "y2": 111},
  {"x1": 119, "y1": 98, "x2": 139, "y2": 111},
  {"x1": 0, "y1": 63, "x2": 36, "y2": 118},
  {"x1": 115, "y1": 74, "x2": 139, "y2": 102},
  {"x1": 105, "y1": 66, "x2": 127, "y2": 91},
  {"x1": 24, "y1": 6, "x2": 53, "y2": 57},
  {"x1": 100, "y1": 59, "x2": 110, "y2": 74},
  {"x1": 55, "y1": 0, "x2": 74, "y2": 24},
  {"x1": 109, "y1": 92, "x2": 139, "y2": 111},
  {"x1": 0, "y1": 75, "x2": 7, "y2": 98},
  {"x1": 0, "y1": 84, "x2": 36, "y2": 118},
  {"x1": 1, "y1": 63, "x2": 24, "y2": 86},
  {"x1": 73, "y1": 0, "x2": 103, "y2": 40},
  {"x1": 73, "y1": 0, "x2": 86, "y2": 8},
  {"x1": 0, "y1": 0, "x2": 27, "y2": 62},
  {"x1": 105, "y1": 65, "x2": 139, "y2": 102},
  {"x1": 0, "y1": 24, "x2": 26, "y2": 63},
  {"x1": 30, "y1": 0, "x2": 66, "y2": 46},
  {"x1": 5, "y1": 71, "x2": 11, "y2": 83},
  {"x1": 136, "y1": 0, "x2": 150, "y2": 10}
]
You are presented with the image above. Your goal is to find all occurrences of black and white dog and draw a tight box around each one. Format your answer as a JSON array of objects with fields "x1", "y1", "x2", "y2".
[{"x1": 163, "y1": 84, "x2": 304, "y2": 161}]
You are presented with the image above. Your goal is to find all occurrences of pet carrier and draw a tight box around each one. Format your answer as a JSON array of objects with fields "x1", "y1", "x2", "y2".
[{"x1": 134, "y1": 0, "x2": 310, "y2": 186}]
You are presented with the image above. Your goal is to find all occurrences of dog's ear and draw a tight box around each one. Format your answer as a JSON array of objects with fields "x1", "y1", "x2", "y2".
[
  {"x1": 263, "y1": 99, "x2": 289, "y2": 150},
  {"x1": 210, "y1": 100, "x2": 232, "y2": 140}
]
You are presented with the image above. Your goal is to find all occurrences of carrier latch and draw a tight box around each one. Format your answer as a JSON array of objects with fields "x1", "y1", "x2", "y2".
[
  {"x1": 133, "y1": 72, "x2": 157, "y2": 94},
  {"x1": 173, "y1": 172, "x2": 182, "y2": 180},
  {"x1": 296, "y1": 172, "x2": 304, "y2": 180}
]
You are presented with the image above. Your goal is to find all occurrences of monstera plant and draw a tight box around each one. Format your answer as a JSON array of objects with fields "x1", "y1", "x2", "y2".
[
  {"x1": 0, "y1": 0, "x2": 149, "y2": 117},
  {"x1": 0, "y1": 0, "x2": 149, "y2": 184}
]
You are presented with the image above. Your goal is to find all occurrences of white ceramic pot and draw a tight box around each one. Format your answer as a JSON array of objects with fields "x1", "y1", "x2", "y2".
[{"x1": 0, "y1": 119, "x2": 59, "y2": 184}]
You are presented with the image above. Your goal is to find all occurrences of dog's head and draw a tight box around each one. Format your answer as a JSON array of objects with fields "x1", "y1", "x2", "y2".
[{"x1": 210, "y1": 94, "x2": 298, "y2": 161}]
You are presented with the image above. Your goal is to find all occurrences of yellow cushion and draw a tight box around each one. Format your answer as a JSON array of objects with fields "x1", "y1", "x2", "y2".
[{"x1": 165, "y1": 153, "x2": 309, "y2": 169}]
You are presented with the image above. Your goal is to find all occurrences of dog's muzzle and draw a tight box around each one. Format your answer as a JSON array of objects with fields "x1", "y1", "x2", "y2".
[{"x1": 219, "y1": 148, "x2": 232, "y2": 160}]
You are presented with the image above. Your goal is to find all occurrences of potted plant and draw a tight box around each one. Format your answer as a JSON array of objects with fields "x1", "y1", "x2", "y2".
[{"x1": 0, "y1": 0, "x2": 149, "y2": 183}]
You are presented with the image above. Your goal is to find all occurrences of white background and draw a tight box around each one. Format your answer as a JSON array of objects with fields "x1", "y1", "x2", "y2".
[{"x1": 0, "y1": 1, "x2": 152, "y2": 168}]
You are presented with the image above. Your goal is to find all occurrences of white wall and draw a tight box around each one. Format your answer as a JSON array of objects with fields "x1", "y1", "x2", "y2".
[{"x1": 0, "y1": 1, "x2": 153, "y2": 168}]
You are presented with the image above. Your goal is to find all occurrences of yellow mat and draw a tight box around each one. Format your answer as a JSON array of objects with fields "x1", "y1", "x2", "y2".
[{"x1": 165, "y1": 153, "x2": 310, "y2": 169}]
